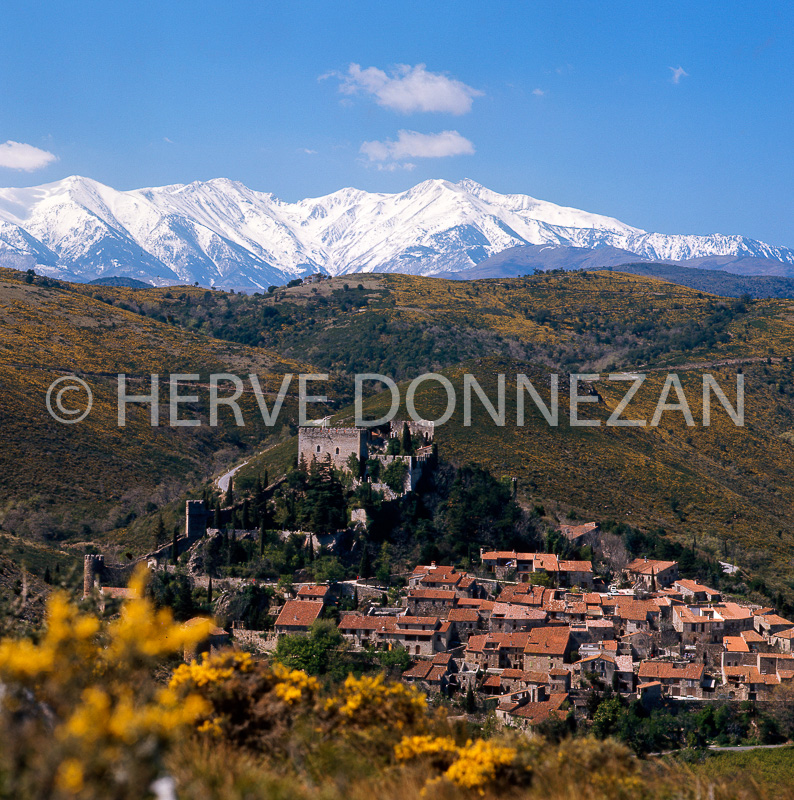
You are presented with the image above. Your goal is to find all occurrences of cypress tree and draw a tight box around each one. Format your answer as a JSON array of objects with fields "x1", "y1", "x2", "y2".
[
  {"x1": 259, "y1": 521, "x2": 266, "y2": 558},
  {"x1": 172, "y1": 525, "x2": 179, "y2": 565},
  {"x1": 242, "y1": 498, "x2": 251, "y2": 530},
  {"x1": 466, "y1": 686, "x2": 476, "y2": 714},
  {"x1": 207, "y1": 574, "x2": 213, "y2": 606},
  {"x1": 358, "y1": 544, "x2": 372, "y2": 579},
  {"x1": 213, "y1": 502, "x2": 221, "y2": 530},
  {"x1": 401, "y1": 421, "x2": 413, "y2": 455},
  {"x1": 155, "y1": 515, "x2": 166, "y2": 549},
  {"x1": 224, "y1": 478, "x2": 234, "y2": 507}
]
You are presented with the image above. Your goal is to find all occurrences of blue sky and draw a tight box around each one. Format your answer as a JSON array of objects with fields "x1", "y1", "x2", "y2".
[{"x1": 1, "y1": 1, "x2": 792, "y2": 247}]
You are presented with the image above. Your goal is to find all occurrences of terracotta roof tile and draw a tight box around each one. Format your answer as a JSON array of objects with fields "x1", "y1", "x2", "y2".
[{"x1": 275, "y1": 600, "x2": 323, "y2": 629}]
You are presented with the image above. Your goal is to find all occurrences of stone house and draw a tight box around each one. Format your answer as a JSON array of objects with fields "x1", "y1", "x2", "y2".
[
  {"x1": 637, "y1": 660, "x2": 705, "y2": 699},
  {"x1": 406, "y1": 588, "x2": 457, "y2": 616},
  {"x1": 625, "y1": 558, "x2": 679, "y2": 590},
  {"x1": 523, "y1": 627, "x2": 574, "y2": 672},
  {"x1": 466, "y1": 633, "x2": 531, "y2": 670},
  {"x1": 559, "y1": 522, "x2": 600, "y2": 549},
  {"x1": 673, "y1": 579, "x2": 721, "y2": 603},
  {"x1": 489, "y1": 603, "x2": 547, "y2": 633},
  {"x1": 275, "y1": 600, "x2": 324, "y2": 636},
  {"x1": 447, "y1": 608, "x2": 482, "y2": 642}
]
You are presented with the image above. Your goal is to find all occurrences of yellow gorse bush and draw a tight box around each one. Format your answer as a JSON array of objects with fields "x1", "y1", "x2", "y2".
[
  {"x1": 170, "y1": 650, "x2": 254, "y2": 689},
  {"x1": 395, "y1": 734, "x2": 521, "y2": 795},
  {"x1": 272, "y1": 661, "x2": 320, "y2": 704},
  {"x1": 325, "y1": 672, "x2": 427, "y2": 731},
  {"x1": 444, "y1": 739, "x2": 520, "y2": 791},
  {"x1": 0, "y1": 565, "x2": 214, "y2": 799}
]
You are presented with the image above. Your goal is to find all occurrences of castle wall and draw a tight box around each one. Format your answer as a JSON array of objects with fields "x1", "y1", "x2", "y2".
[
  {"x1": 390, "y1": 419, "x2": 435, "y2": 442},
  {"x1": 298, "y1": 426, "x2": 367, "y2": 470}
]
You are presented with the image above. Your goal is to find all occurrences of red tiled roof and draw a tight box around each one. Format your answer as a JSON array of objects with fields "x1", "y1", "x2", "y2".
[
  {"x1": 408, "y1": 588, "x2": 457, "y2": 600},
  {"x1": 448, "y1": 609, "x2": 480, "y2": 622},
  {"x1": 395, "y1": 615, "x2": 440, "y2": 627},
  {"x1": 626, "y1": 559, "x2": 677, "y2": 575},
  {"x1": 511, "y1": 693, "x2": 568, "y2": 724},
  {"x1": 559, "y1": 560, "x2": 593, "y2": 572},
  {"x1": 638, "y1": 661, "x2": 704, "y2": 681},
  {"x1": 524, "y1": 627, "x2": 571, "y2": 657},
  {"x1": 403, "y1": 662, "x2": 434, "y2": 679},
  {"x1": 456, "y1": 598, "x2": 494, "y2": 611},
  {"x1": 674, "y1": 579, "x2": 719, "y2": 595},
  {"x1": 560, "y1": 522, "x2": 598, "y2": 540},
  {"x1": 492, "y1": 602, "x2": 547, "y2": 620},
  {"x1": 275, "y1": 600, "x2": 323, "y2": 629},
  {"x1": 297, "y1": 584, "x2": 330, "y2": 598},
  {"x1": 338, "y1": 614, "x2": 383, "y2": 631}
]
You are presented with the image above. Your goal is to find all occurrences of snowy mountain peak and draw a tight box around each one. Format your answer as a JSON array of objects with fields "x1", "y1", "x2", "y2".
[{"x1": 0, "y1": 175, "x2": 791, "y2": 289}]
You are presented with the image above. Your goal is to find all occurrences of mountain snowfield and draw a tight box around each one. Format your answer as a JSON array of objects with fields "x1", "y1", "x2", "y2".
[{"x1": 0, "y1": 175, "x2": 791, "y2": 289}]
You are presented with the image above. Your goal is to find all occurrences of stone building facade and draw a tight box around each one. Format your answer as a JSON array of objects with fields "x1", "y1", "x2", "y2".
[{"x1": 298, "y1": 426, "x2": 368, "y2": 470}]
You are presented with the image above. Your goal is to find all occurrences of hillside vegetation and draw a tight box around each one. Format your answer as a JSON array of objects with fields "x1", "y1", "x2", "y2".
[
  {"x1": 4, "y1": 266, "x2": 794, "y2": 583},
  {"x1": 62, "y1": 269, "x2": 794, "y2": 378},
  {"x1": 0, "y1": 268, "x2": 327, "y2": 545}
]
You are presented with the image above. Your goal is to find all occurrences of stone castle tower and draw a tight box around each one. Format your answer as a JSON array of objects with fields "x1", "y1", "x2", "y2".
[{"x1": 298, "y1": 426, "x2": 367, "y2": 470}]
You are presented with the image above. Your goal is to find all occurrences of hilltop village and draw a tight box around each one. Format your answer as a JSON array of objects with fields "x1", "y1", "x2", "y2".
[{"x1": 84, "y1": 422, "x2": 794, "y2": 738}]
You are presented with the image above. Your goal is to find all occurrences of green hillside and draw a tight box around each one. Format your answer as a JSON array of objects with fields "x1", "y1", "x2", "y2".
[
  {"x1": 3, "y1": 266, "x2": 794, "y2": 586},
  {"x1": 0, "y1": 268, "x2": 335, "y2": 545}
]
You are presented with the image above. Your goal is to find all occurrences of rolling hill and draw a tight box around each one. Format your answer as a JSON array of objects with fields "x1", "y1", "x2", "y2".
[
  {"x1": 3, "y1": 266, "x2": 794, "y2": 585},
  {"x1": 0, "y1": 267, "x2": 328, "y2": 545}
]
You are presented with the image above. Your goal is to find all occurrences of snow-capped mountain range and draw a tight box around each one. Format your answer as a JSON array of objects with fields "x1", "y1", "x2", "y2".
[{"x1": 0, "y1": 175, "x2": 791, "y2": 289}]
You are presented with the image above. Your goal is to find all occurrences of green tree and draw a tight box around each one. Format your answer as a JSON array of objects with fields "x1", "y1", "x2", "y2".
[
  {"x1": 155, "y1": 515, "x2": 167, "y2": 550},
  {"x1": 592, "y1": 698, "x2": 623, "y2": 738},
  {"x1": 358, "y1": 544, "x2": 372, "y2": 579},
  {"x1": 171, "y1": 525, "x2": 179, "y2": 565},
  {"x1": 274, "y1": 620, "x2": 345, "y2": 677},
  {"x1": 382, "y1": 460, "x2": 408, "y2": 494},
  {"x1": 466, "y1": 685, "x2": 477, "y2": 714},
  {"x1": 375, "y1": 542, "x2": 392, "y2": 584},
  {"x1": 401, "y1": 422, "x2": 413, "y2": 455}
]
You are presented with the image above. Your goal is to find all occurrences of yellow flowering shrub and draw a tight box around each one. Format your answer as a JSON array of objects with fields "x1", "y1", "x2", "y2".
[
  {"x1": 0, "y1": 566, "x2": 212, "y2": 800},
  {"x1": 395, "y1": 734, "x2": 526, "y2": 796},
  {"x1": 324, "y1": 672, "x2": 427, "y2": 731},
  {"x1": 272, "y1": 661, "x2": 320, "y2": 704},
  {"x1": 169, "y1": 651, "x2": 319, "y2": 752},
  {"x1": 170, "y1": 650, "x2": 254, "y2": 690}
]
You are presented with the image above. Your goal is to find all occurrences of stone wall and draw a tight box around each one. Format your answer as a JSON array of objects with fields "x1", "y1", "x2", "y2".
[
  {"x1": 231, "y1": 627, "x2": 277, "y2": 652},
  {"x1": 389, "y1": 419, "x2": 435, "y2": 442},
  {"x1": 298, "y1": 426, "x2": 367, "y2": 470}
]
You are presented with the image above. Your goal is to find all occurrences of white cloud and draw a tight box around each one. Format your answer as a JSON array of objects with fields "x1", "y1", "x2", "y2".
[
  {"x1": 669, "y1": 66, "x2": 689, "y2": 84},
  {"x1": 0, "y1": 140, "x2": 58, "y2": 171},
  {"x1": 360, "y1": 130, "x2": 475, "y2": 168},
  {"x1": 300, "y1": 148, "x2": 318, "y2": 155},
  {"x1": 532, "y1": 88, "x2": 545, "y2": 97},
  {"x1": 338, "y1": 63, "x2": 482, "y2": 114},
  {"x1": 163, "y1": 137, "x2": 174, "y2": 144}
]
